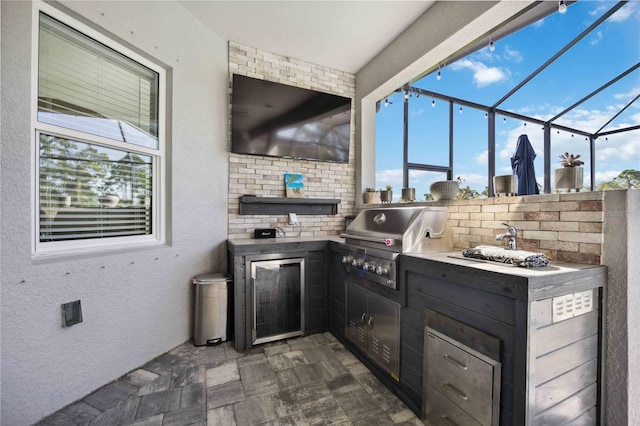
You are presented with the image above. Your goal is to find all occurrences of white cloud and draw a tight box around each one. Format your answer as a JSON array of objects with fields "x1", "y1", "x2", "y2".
[
  {"x1": 596, "y1": 133, "x2": 640, "y2": 164},
  {"x1": 474, "y1": 150, "x2": 488, "y2": 165},
  {"x1": 595, "y1": 170, "x2": 623, "y2": 183},
  {"x1": 531, "y1": 17, "x2": 545, "y2": 28},
  {"x1": 451, "y1": 59, "x2": 510, "y2": 88},
  {"x1": 411, "y1": 108, "x2": 425, "y2": 117},
  {"x1": 609, "y1": 2, "x2": 638, "y2": 22},
  {"x1": 590, "y1": 30, "x2": 604, "y2": 46},
  {"x1": 614, "y1": 87, "x2": 640, "y2": 101},
  {"x1": 474, "y1": 47, "x2": 494, "y2": 62},
  {"x1": 503, "y1": 46, "x2": 522, "y2": 63},
  {"x1": 590, "y1": 1, "x2": 639, "y2": 23},
  {"x1": 375, "y1": 168, "x2": 403, "y2": 189},
  {"x1": 456, "y1": 173, "x2": 486, "y2": 187},
  {"x1": 476, "y1": 66, "x2": 509, "y2": 87}
]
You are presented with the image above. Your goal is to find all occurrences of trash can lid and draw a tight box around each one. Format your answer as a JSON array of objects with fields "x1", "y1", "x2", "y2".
[{"x1": 192, "y1": 273, "x2": 232, "y2": 284}]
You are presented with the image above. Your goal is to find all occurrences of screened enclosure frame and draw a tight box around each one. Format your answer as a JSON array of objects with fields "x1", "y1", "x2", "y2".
[{"x1": 390, "y1": 0, "x2": 638, "y2": 196}]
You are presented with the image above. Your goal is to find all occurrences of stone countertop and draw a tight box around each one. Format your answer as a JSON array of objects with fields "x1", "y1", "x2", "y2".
[
  {"x1": 227, "y1": 236, "x2": 344, "y2": 256},
  {"x1": 405, "y1": 250, "x2": 602, "y2": 278},
  {"x1": 228, "y1": 236, "x2": 344, "y2": 246},
  {"x1": 400, "y1": 250, "x2": 607, "y2": 301},
  {"x1": 226, "y1": 237, "x2": 606, "y2": 300}
]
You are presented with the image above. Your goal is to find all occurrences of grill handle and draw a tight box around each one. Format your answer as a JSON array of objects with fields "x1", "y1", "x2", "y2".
[{"x1": 340, "y1": 234, "x2": 398, "y2": 246}]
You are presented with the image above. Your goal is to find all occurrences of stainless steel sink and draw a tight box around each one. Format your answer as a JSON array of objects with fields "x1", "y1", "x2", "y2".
[
  {"x1": 447, "y1": 253, "x2": 520, "y2": 268},
  {"x1": 446, "y1": 254, "x2": 487, "y2": 264},
  {"x1": 455, "y1": 246, "x2": 550, "y2": 268}
]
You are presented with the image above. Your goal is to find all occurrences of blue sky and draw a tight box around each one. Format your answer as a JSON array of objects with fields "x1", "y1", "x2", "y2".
[{"x1": 375, "y1": 0, "x2": 640, "y2": 199}]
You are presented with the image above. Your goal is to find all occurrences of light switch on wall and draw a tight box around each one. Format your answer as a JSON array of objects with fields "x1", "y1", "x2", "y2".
[{"x1": 288, "y1": 213, "x2": 299, "y2": 225}]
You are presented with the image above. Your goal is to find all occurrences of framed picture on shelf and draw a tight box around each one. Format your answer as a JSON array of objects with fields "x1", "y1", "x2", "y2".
[{"x1": 285, "y1": 173, "x2": 304, "y2": 198}]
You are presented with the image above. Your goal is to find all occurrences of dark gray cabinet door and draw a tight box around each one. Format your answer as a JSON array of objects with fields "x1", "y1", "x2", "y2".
[
  {"x1": 346, "y1": 281, "x2": 400, "y2": 378},
  {"x1": 367, "y1": 290, "x2": 400, "y2": 379},
  {"x1": 345, "y1": 281, "x2": 368, "y2": 352},
  {"x1": 329, "y1": 249, "x2": 346, "y2": 338}
]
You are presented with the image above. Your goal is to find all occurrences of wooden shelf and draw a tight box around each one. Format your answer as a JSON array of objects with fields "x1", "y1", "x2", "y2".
[{"x1": 239, "y1": 195, "x2": 340, "y2": 215}]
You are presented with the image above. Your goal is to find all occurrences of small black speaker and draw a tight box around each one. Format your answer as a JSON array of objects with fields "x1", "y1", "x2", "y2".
[{"x1": 254, "y1": 228, "x2": 276, "y2": 239}]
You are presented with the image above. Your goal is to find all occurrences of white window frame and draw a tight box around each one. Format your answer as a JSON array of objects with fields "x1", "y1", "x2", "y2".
[{"x1": 31, "y1": 2, "x2": 167, "y2": 257}]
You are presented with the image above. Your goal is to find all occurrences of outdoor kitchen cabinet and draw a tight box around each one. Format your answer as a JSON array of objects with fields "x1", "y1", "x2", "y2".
[
  {"x1": 397, "y1": 253, "x2": 606, "y2": 425},
  {"x1": 345, "y1": 281, "x2": 401, "y2": 379},
  {"x1": 328, "y1": 243, "x2": 346, "y2": 339},
  {"x1": 227, "y1": 239, "x2": 329, "y2": 350}
]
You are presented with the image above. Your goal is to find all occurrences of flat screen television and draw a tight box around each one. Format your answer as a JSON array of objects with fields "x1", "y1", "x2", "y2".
[{"x1": 231, "y1": 74, "x2": 352, "y2": 163}]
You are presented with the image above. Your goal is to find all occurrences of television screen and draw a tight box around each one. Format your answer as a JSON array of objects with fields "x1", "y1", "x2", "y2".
[{"x1": 231, "y1": 74, "x2": 352, "y2": 163}]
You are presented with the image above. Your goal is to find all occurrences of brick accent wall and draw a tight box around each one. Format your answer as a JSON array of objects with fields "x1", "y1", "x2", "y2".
[
  {"x1": 227, "y1": 42, "x2": 356, "y2": 239},
  {"x1": 434, "y1": 191, "x2": 605, "y2": 265}
]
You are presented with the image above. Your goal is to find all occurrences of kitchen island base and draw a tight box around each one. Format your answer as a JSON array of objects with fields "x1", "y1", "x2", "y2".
[{"x1": 399, "y1": 252, "x2": 606, "y2": 425}]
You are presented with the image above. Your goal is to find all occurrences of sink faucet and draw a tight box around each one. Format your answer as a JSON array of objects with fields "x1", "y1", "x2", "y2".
[{"x1": 496, "y1": 222, "x2": 518, "y2": 250}]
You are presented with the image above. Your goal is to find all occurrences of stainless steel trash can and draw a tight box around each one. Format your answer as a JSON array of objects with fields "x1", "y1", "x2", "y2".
[{"x1": 192, "y1": 273, "x2": 232, "y2": 346}]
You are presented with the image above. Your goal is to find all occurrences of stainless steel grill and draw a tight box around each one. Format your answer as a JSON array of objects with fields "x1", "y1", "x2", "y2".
[
  {"x1": 340, "y1": 206, "x2": 451, "y2": 289},
  {"x1": 341, "y1": 206, "x2": 451, "y2": 380},
  {"x1": 341, "y1": 206, "x2": 448, "y2": 253}
]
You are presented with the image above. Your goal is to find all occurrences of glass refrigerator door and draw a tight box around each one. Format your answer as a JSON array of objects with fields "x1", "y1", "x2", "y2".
[{"x1": 251, "y1": 258, "x2": 305, "y2": 344}]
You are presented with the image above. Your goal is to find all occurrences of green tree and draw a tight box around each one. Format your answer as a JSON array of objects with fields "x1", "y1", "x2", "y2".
[
  {"x1": 40, "y1": 135, "x2": 109, "y2": 207},
  {"x1": 456, "y1": 185, "x2": 481, "y2": 200},
  {"x1": 108, "y1": 153, "x2": 152, "y2": 203},
  {"x1": 596, "y1": 169, "x2": 640, "y2": 191}
]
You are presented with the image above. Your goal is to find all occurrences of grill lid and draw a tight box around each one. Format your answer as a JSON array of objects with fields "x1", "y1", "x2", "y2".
[{"x1": 341, "y1": 206, "x2": 449, "y2": 253}]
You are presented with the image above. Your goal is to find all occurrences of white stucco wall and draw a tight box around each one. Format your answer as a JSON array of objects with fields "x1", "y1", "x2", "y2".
[{"x1": 0, "y1": 1, "x2": 229, "y2": 424}]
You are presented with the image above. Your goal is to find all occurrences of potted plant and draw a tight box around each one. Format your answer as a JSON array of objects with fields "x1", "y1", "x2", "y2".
[
  {"x1": 363, "y1": 187, "x2": 381, "y2": 204},
  {"x1": 401, "y1": 187, "x2": 415, "y2": 201},
  {"x1": 98, "y1": 192, "x2": 120, "y2": 208},
  {"x1": 429, "y1": 176, "x2": 461, "y2": 200},
  {"x1": 555, "y1": 152, "x2": 584, "y2": 192},
  {"x1": 98, "y1": 169, "x2": 121, "y2": 208},
  {"x1": 494, "y1": 175, "x2": 516, "y2": 196},
  {"x1": 380, "y1": 185, "x2": 393, "y2": 203}
]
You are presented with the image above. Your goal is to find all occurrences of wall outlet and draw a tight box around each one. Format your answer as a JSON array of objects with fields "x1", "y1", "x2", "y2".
[
  {"x1": 288, "y1": 213, "x2": 299, "y2": 225},
  {"x1": 62, "y1": 300, "x2": 83, "y2": 327}
]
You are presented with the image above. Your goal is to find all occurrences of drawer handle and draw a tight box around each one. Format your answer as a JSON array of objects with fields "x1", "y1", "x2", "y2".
[
  {"x1": 368, "y1": 316, "x2": 374, "y2": 330},
  {"x1": 358, "y1": 313, "x2": 366, "y2": 326},
  {"x1": 443, "y1": 382, "x2": 469, "y2": 401},
  {"x1": 441, "y1": 415, "x2": 458, "y2": 426},
  {"x1": 443, "y1": 354, "x2": 468, "y2": 370}
]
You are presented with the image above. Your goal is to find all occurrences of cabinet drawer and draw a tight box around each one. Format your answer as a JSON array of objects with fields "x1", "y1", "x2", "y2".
[
  {"x1": 424, "y1": 384, "x2": 483, "y2": 426},
  {"x1": 426, "y1": 331, "x2": 494, "y2": 425}
]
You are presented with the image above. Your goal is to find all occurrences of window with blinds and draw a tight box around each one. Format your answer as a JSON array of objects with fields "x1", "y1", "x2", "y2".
[
  {"x1": 39, "y1": 134, "x2": 152, "y2": 242},
  {"x1": 35, "y1": 10, "x2": 164, "y2": 251},
  {"x1": 38, "y1": 13, "x2": 159, "y2": 149}
]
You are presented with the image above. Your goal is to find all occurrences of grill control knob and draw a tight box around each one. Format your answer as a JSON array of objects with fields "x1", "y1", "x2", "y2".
[
  {"x1": 341, "y1": 255, "x2": 353, "y2": 264},
  {"x1": 363, "y1": 262, "x2": 377, "y2": 272},
  {"x1": 351, "y1": 258, "x2": 364, "y2": 268},
  {"x1": 375, "y1": 265, "x2": 388, "y2": 276}
]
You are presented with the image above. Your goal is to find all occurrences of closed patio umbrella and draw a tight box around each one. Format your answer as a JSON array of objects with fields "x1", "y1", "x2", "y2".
[{"x1": 511, "y1": 134, "x2": 539, "y2": 196}]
